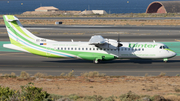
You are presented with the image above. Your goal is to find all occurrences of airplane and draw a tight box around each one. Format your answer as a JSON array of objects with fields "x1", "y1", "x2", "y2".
[{"x1": 3, "y1": 15, "x2": 176, "y2": 64}]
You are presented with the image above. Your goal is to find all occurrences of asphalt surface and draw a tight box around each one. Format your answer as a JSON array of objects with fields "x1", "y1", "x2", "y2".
[
  {"x1": 0, "y1": 52, "x2": 180, "y2": 76},
  {"x1": 1, "y1": 25, "x2": 180, "y2": 31},
  {"x1": 0, "y1": 25, "x2": 180, "y2": 76},
  {"x1": 0, "y1": 34, "x2": 180, "y2": 42}
]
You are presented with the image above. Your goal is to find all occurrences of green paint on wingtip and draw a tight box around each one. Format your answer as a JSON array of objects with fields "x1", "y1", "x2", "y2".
[{"x1": 0, "y1": 41, "x2": 20, "y2": 52}]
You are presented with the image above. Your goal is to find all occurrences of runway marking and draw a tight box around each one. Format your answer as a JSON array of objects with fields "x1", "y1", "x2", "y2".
[{"x1": 0, "y1": 53, "x2": 25, "y2": 56}]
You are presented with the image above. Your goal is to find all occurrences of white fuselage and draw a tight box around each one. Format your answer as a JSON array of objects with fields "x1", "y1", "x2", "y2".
[{"x1": 45, "y1": 39, "x2": 176, "y2": 59}]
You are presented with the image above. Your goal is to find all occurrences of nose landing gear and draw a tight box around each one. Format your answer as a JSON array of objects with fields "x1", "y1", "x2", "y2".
[{"x1": 163, "y1": 58, "x2": 168, "y2": 63}]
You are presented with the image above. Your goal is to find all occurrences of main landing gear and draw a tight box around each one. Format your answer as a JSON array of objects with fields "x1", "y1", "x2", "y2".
[
  {"x1": 93, "y1": 56, "x2": 104, "y2": 64},
  {"x1": 93, "y1": 59, "x2": 99, "y2": 64}
]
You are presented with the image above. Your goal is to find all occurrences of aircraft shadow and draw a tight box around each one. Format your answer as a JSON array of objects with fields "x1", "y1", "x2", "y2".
[
  {"x1": 101, "y1": 59, "x2": 180, "y2": 64},
  {"x1": 43, "y1": 59, "x2": 180, "y2": 64}
]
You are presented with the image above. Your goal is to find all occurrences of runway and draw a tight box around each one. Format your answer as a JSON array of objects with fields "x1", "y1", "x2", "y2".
[
  {"x1": 1, "y1": 25, "x2": 180, "y2": 31},
  {"x1": 0, "y1": 25, "x2": 180, "y2": 76},
  {"x1": 0, "y1": 52, "x2": 180, "y2": 76}
]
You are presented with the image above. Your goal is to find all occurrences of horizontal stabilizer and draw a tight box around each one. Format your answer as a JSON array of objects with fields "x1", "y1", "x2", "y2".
[
  {"x1": 89, "y1": 35, "x2": 105, "y2": 45},
  {"x1": 3, "y1": 44, "x2": 29, "y2": 52}
]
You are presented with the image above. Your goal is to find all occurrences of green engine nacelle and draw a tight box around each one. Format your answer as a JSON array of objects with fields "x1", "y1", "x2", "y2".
[{"x1": 78, "y1": 53, "x2": 116, "y2": 61}]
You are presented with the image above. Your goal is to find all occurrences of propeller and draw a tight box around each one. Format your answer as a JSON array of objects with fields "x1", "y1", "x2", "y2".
[
  {"x1": 117, "y1": 34, "x2": 123, "y2": 56},
  {"x1": 108, "y1": 39, "x2": 109, "y2": 49},
  {"x1": 117, "y1": 34, "x2": 123, "y2": 48}
]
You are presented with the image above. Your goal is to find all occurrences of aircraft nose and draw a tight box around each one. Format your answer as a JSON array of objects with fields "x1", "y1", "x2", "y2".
[
  {"x1": 173, "y1": 52, "x2": 177, "y2": 57},
  {"x1": 171, "y1": 52, "x2": 176, "y2": 57}
]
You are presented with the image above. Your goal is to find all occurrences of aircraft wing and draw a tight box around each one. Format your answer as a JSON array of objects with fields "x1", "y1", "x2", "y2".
[{"x1": 89, "y1": 35, "x2": 106, "y2": 45}]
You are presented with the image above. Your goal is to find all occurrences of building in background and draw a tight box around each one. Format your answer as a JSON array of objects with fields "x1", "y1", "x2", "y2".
[
  {"x1": 92, "y1": 10, "x2": 107, "y2": 15},
  {"x1": 22, "y1": 7, "x2": 107, "y2": 15},
  {"x1": 35, "y1": 6, "x2": 59, "y2": 12},
  {"x1": 146, "y1": 1, "x2": 180, "y2": 13},
  {"x1": 80, "y1": 10, "x2": 94, "y2": 15},
  {"x1": 81, "y1": 10, "x2": 107, "y2": 15}
]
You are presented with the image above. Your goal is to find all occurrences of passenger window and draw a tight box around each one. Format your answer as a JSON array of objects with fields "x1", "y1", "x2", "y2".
[
  {"x1": 100, "y1": 48, "x2": 102, "y2": 50},
  {"x1": 86, "y1": 48, "x2": 88, "y2": 50},
  {"x1": 75, "y1": 48, "x2": 77, "y2": 50},
  {"x1": 68, "y1": 48, "x2": 70, "y2": 50},
  {"x1": 138, "y1": 49, "x2": 140, "y2": 51},
  {"x1": 160, "y1": 46, "x2": 162, "y2": 49},
  {"x1": 71, "y1": 48, "x2": 73, "y2": 50},
  {"x1": 61, "y1": 48, "x2": 63, "y2": 50},
  {"x1": 82, "y1": 48, "x2": 84, "y2": 50},
  {"x1": 135, "y1": 49, "x2": 137, "y2": 51},
  {"x1": 64, "y1": 48, "x2": 66, "y2": 50},
  {"x1": 97, "y1": 48, "x2": 98, "y2": 50},
  {"x1": 121, "y1": 48, "x2": 123, "y2": 51},
  {"x1": 89, "y1": 48, "x2": 91, "y2": 50},
  {"x1": 104, "y1": 49, "x2": 106, "y2": 51},
  {"x1": 93, "y1": 48, "x2": 95, "y2": 50},
  {"x1": 142, "y1": 49, "x2": 144, "y2": 51},
  {"x1": 128, "y1": 48, "x2": 130, "y2": 51},
  {"x1": 79, "y1": 48, "x2": 80, "y2": 50}
]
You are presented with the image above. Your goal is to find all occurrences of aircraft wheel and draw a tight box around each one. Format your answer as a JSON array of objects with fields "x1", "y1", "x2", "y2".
[
  {"x1": 93, "y1": 59, "x2": 99, "y2": 64},
  {"x1": 163, "y1": 58, "x2": 168, "y2": 63}
]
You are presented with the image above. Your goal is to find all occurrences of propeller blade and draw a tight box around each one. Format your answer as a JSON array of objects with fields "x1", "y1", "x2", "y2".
[
  {"x1": 117, "y1": 34, "x2": 123, "y2": 47},
  {"x1": 117, "y1": 34, "x2": 120, "y2": 42},
  {"x1": 108, "y1": 39, "x2": 109, "y2": 48}
]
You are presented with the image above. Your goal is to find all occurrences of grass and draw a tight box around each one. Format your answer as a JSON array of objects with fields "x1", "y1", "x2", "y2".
[
  {"x1": 159, "y1": 72, "x2": 166, "y2": 77},
  {"x1": 1, "y1": 71, "x2": 180, "y2": 100},
  {"x1": 81, "y1": 71, "x2": 106, "y2": 78}
]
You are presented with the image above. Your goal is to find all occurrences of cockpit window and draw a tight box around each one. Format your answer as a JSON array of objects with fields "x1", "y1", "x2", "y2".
[
  {"x1": 162, "y1": 46, "x2": 165, "y2": 49},
  {"x1": 160, "y1": 45, "x2": 169, "y2": 49},
  {"x1": 164, "y1": 45, "x2": 169, "y2": 49}
]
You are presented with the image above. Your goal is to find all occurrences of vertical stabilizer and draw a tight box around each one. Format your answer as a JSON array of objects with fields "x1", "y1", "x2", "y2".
[
  {"x1": 3, "y1": 15, "x2": 37, "y2": 44},
  {"x1": 3, "y1": 15, "x2": 56, "y2": 45}
]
